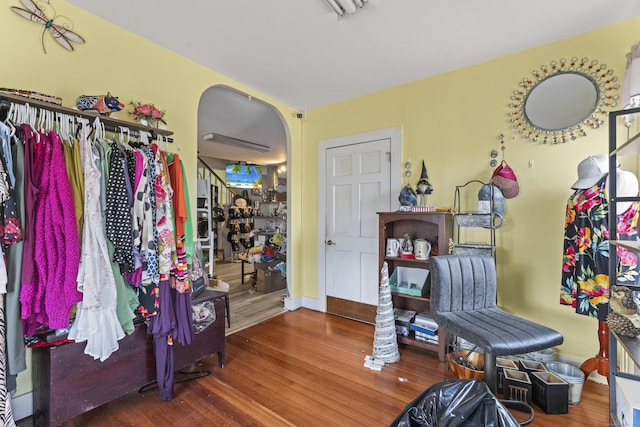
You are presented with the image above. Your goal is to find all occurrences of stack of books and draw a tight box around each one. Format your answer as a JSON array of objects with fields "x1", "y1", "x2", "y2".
[
  {"x1": 410, "y1": 312, "x2": 438, "y2": 344},
  {"x1": 394, "y1": 308, "x2": 416, "y2": 337}
]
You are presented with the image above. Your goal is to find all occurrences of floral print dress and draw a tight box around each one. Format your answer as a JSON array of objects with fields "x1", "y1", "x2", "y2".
[{"x1": 561, "y1": 175, "x2": 640, "y2": 320}]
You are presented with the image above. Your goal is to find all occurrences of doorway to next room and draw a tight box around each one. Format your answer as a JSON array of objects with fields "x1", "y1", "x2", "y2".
[{"x1": 196, "y1": 85, "x2": 289, "y2": 334}]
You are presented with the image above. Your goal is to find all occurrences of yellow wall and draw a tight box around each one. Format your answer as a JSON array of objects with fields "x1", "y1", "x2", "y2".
[
  {"x1": 302, "y1": 18, "x2": 640, "y2": 364},
  {"x1": 1, "y1": 1, "x2": 302, "y2": 396}
]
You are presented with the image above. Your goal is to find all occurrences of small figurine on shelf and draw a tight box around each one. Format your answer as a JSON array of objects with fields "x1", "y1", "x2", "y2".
[
  {"x1": 399, "y1": 234, "x2": 415, "y2": 259},
  {"x1": 415, "y1": 160, "x2": 433, "y2": 207},
  {"x1": 398, "y1": 185, "x2": 417, "y2": 211},
  {"x1": 606, "y1": 285, "x2": 640, "y2": 337},
  {"x1": 76, "y1": 92, "x2": 124, "y2": 116}
]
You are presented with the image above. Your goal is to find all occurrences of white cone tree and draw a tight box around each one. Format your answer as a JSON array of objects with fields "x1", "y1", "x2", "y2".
[{"x1": 371, "y1": 262, "x2": 400, "y2": 363}]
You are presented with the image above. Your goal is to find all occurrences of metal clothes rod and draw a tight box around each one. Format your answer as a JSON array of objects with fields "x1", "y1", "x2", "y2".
[{"x1": 0, "y1": 92, "x2": 174, "y2": 143}]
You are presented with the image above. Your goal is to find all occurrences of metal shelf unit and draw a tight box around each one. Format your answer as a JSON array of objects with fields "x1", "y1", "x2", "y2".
[
  {"x1": 608, "y1": 106, "x2": 640, "y2": 426},
  {"x1": 452, "y1": 180, "x2": 500, "y2": 259},
  {"x1": 197, "y1": 179, "x2": 214, "y2": 276}
]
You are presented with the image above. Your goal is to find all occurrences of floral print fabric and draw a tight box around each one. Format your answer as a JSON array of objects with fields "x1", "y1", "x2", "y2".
[{"x1": 561, "y1": 175, "x2": 640, "y2": 320}]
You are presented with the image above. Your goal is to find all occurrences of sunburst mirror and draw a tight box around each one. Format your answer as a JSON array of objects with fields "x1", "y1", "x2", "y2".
[{"x1": 508, "y1": 57, "x2": 620, "y2": 144}]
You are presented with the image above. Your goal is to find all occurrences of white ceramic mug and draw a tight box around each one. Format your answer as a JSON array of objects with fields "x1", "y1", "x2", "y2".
[
  {"x1": 414, "y1": 238, "x2": 431, "y2": 260},
  {"x1": 386, "y1": 238, "x2": 401, "y2": 257}
]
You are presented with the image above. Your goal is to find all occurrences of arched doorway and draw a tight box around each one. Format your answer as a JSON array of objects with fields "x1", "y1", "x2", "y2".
[{"x1": 196, "y1": 85, "x2": 290, "y2": 333}]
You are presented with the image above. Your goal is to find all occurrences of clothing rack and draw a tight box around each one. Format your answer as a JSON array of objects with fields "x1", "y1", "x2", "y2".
[{"x1": 0, "y1": 92, "x2": 173, "y2": 143}]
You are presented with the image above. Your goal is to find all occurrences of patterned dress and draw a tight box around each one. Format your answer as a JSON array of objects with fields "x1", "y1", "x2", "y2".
[
  {"x1": 561, "y1": 175, "x2": 640, "y2": 319},
  {"x1": 105, "y1": 147, "x2": 135, "y2": 273},
  {"x1": 68, "y1": 127, "x2": 125, "y2": 361}
]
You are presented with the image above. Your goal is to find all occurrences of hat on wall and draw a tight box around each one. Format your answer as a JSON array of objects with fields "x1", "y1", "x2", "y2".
[{"x1": 571, "y1": 154, "x2": 608, "y2": 190}]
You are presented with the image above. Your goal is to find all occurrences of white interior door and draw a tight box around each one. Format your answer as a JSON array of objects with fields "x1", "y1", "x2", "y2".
[{"x1": 325, "y1": 139, "x2": 391, "y2": 305}]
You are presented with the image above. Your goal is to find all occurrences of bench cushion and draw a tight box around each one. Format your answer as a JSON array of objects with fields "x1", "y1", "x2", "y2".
[{"x1": 436, "y1": 308, "x2": 563, "y2": 355}]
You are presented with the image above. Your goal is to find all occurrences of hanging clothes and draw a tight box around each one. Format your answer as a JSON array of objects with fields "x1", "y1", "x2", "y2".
[
  {"x1": 560, "y1": 175, "x2": 610, "y2": 319},
  {"x1": 0, "y1": 297, "x2": 16, "y2": 426},
  {"x1": 138, "y1": 145, "x2": 160, "y2": 317},
  {"x1": 62, "y1": 138, "x2": 85, "y2": 240},
  {"x1": 167, "y1": 152, "x2": 189, "y2": 292},
  {"x1": 179, "y1": 158, "x2": 195, "y2": 266},
  {"x1": 166, "y1": 152, "x2": 193, "y2": 346},
  {"x1": 0, "y1": 122, "x2": 17, "y2": 426},
  {"x1": 614, "y1": 203, "x2": 640, "y2": 286},
  {"x1": 154, "y1": 145, "x2": 176, "y2": 279},
  {"x1": 146, "y1": 143, "x2": 178, "y2": 401},
  {"x1": 105, "y1": 146, "x2": 135, "y2": 273},
  {"x1": 98, "y1": 140, "x2": 139, "y2": 335},
  {"x1": 139, "y1": 144, "x2": 160, "y2": 287},
  {"x1": 122, "y1": 149, "x2": 150, "y2": 289},
  {"x1": 68, "y1": 125, "x2": 125, "y2": 361},
  {"x1": 559, "y1": 174, "x2": 640, "y2": 316},
  {"x1": 5, "y1": 130, "x2": 26, "y2": 378},
  {"x1": 18, "y1": 125, "x2": 41, "y2": 335},
  {"x1": 561, "y1": 163, "x2": 640, "y2": 319},
  {"x1": 20, "y1": 129, "x2": 81, "y2": 335}
]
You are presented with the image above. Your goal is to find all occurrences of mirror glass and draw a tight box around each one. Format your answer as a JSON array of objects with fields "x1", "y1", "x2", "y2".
[
  {"x1": 524, "y1": 73, "x2": 598, "y2": 131},
  {"x1": 508, "y1": 57, "x2": 620, "y2": 144}
]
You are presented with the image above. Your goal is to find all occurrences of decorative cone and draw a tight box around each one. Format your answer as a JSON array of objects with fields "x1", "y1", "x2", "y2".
[{"x1": 371, "y1": 262, "x2": 400, "y2": 363}]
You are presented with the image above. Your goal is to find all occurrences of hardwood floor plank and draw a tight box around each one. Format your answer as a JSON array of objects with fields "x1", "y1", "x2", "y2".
[
  {"x1": 214, "y1": 260, "x2": 287, "y2": 335},
  {"x1": 17, "y1": 308, "x2": 609, "y2": 427}
]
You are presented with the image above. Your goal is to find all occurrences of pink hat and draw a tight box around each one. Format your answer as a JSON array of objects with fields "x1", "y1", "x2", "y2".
[{"x1": 572, "y1": 154, "x2": 608, "y2": 190}]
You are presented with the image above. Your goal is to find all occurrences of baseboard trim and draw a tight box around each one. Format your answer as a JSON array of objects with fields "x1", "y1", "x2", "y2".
[{"x1": 284, "y1": 296, "x2": 321, "y2": 312}]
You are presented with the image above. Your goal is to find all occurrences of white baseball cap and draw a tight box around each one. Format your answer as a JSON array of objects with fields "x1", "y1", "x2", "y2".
[{"x1": 571, "y1": 154, "x2": 608, "y2": 190}]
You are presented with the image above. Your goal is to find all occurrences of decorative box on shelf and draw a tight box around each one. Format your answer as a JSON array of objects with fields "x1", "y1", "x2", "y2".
[
  {"x1": 503, "y1": 369, "x2": 533, "y2": 405},
  {"x1": 496, "y1": 357, "x2": 519, "y2": 395},
  {"x1": 389, "y1": 267, "x2": 429, "y2": 296},
  {"x1": 531, "y1": 371, "x2": 569, "y2": 415},
  {"x1": 518, "y1": 359, "x2": 547, "y2": 375}
]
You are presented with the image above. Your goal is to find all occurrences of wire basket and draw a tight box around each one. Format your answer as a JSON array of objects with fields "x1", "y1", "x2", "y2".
[
  {"x1": 455, "y1": 213, "x2": 493, "y2": 228},
  {"x1": 447, "y1": 350, "x2": 485, "y2": 380},
  {"x1": 453, "y1": 244, "x2": 494, "y2": 257}
]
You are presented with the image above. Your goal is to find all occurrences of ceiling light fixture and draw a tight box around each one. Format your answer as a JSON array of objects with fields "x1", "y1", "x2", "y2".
[
  {"x1": 325, "y1": 0, "x2": 368, "y2": 17},
  {"x1": 203, "y1": 133, "x2": 271, "y2": 152}
]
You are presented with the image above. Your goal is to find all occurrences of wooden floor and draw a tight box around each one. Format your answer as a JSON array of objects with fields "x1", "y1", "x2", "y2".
[
  {"x1": 217, "y1": 260, "x2": 288, "y2": 336},
  {"x1": 18, "y1": 308, "x2": 609, "y2": 427}
]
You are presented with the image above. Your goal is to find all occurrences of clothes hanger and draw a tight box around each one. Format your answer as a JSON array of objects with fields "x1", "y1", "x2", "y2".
[
  {"x1": 118, "y1": 126, "x2": 132, "y2": 150},
  {"x1": 3, "y1": 103, "x2": 16, "y2": 138},
  {"x1": 138, "y1": 130, "x2": 151, "y2": 146},
  {"x1": 156, "y1": 133, "x2": 169, "y2": 154},
  {"x1": 92, "y1": 117, "x2": 104, "y2": 144},
  {"x1": 36, "y1": 108, "x2": 44, "y2": 133},
  {"x1": 75, "y1": 117, "x2": 90, "y2": 141},
  {"x1": 46, "y1": 109, "x2": 55, "y2": 133},
  {"x1": 59, "y1": 112, "x2": 75, "y2": 145}
]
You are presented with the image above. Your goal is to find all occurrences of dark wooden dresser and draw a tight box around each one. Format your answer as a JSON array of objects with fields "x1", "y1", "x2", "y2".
[{"x1": 32, "y1": 290, "x2": 226, "y2": 427}]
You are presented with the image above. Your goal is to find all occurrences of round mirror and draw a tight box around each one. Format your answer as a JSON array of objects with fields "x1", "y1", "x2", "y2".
[
  {"x1": 524, "y1": 73, "x2": 598, "y2": 131},
  {"x1": 508, "y1": 57, "x2": 620, "y2": 144}
]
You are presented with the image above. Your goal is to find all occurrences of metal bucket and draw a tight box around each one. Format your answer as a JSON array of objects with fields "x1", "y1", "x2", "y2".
[{"x1": 545, "y1": 362, "x2": 585, "y2": 404}]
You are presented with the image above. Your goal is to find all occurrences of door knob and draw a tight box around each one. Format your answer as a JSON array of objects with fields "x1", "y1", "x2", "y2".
[{"x1": 326, "y1": 240, "x2": 336, "y2": 245}]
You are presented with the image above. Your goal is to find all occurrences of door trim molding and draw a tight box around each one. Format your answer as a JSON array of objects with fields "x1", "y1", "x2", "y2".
[{"x1": 317, "y1": 127, "x2": 402, "y2": 312}]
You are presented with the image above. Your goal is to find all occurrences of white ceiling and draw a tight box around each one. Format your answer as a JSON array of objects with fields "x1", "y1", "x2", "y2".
[{"x1": 67, "y1": 0, "x2": 640, "y2": 165}]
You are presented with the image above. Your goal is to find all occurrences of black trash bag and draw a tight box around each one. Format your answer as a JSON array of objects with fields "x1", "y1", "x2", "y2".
[{"x1": 390, "y1": 379, "x2": 532, "y2": 427}]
